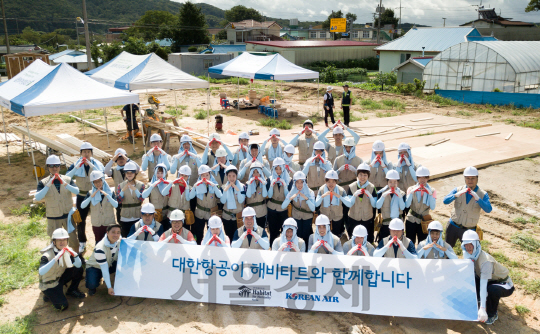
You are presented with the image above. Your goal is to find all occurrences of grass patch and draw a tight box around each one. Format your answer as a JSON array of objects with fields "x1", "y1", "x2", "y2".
[
  {"x1": 0, "y1": 296, "x2": 5, "y2": 307},
  {"x1": 511, "y1": 232, "x2": 540, "y2": 252},
  {"x1": 418, "y1": 131, "x2": 434, "y2": 136},
  {"x1": 337, "y1": 110, "x2": 362, "y2": 122},
  {"x1": 359, "y1": 99, "x2": 383, "y2": 110},
  {"x1": 165, "y1": 105, "x2": 187, "y2": 117},
  {"x1": 381, "y1": 99, "x2": 406, "y2": 111},
  {"x1": 423, "y1": 94, "x2": 461, "y2": 106},
  {"x1": 525, "y1": 157, "x2": 539, "y2": 165},
  {"x1": 491, "y1": 251, "x2": 523, "y2": 268},
  {"x1": 457, "y1": 110, "x2": 473, "y2": 116},
  {"x1": 257, "y1": 118, "x2": 292, "y2": 130},
  {"x1": 0, "y1": 313, "x2": 37, "y2": 333},
  {"x1": 193, "y1": 110, "x2": 207, "y2": 120},
  {"x1": 375, "y1": 112, "x2": 394, "y2": 118},
  {"x1": 515, "y1": 305, "x2": 531, "y2": 316},
  {"x1": 453, "y1": 239, "x2": 462, "y2": 256},
  {"x1": 513, "y1": 217, "x2": 528, "y2": 224}
]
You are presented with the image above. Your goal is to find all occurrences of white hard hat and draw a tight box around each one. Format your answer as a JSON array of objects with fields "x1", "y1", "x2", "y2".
[
  {"x1": 462, "y1": 230, "x2": 480, "y2": 241},
  {"x1": 123, "y1": 161, "x2": 138, "y2": 172},
  {"x1": 352, "y1": 225, "x2": 368, "y2": 238},
  {"x1": 293, "y1": 171, "x2": 306, "y2": 180},
  {"x1": 242, "y1": 206, "x2": 256, "y2": 217},
  {"x1": 208, "y1": 215, "x2": 223, "y2": 228},
  {"x1": 273, "y1": 157, "x2": 285, "y2": 167},
  {"x1": 372, "y1": 140, "x2": 385, "y2": 152},
  {"x1": 215, "y1": 147, "x2": 227, "y2": 158},
  {"x1": 80, "y1": 142, "x2": 93, "y2": 151},
  {"x1": 283, "y1": 218, "x2": 298, "y2": 229},
  {"x1": 389, "y1": 218, "x2": 404, "y2": 230},
  {"x1": 325, "y1": 170, "x2": 338, "y2": 180},
  {"x1": 179, "y1": 165, "x2": 191, "y2": 176},
  {"x1": 284, "y1": 144, "x2": 295, "y2": 154},
  {"x1": 90, "y1": 170, "x2": 104, "y2": 182},
  {"x1": 150, "y1": 134, "x2": 162, "y2": 142},
  {"x1": 313, "y1": 141, "x2": 325, "y2": 150},
  {"x1": 239, "y1": 132, "x2": 249, "y2": 140},
  {"x1": 114, "y1": 148, "x2": 127, "y2": 156},
  {"x1": 52, "y1": 228, "x2": 69, "y2": 240},
  {"x1": 398, "y1": 142, "x2": 410, "y2": 151},
  {"x1": 209, "y1": 133, "x2": 221, "y2": 141},
  {"x1": 357, "y1": 162, "x2": 370, "y2": 172},
  {"x1": 180, "y1": 134, "x2": 192, "y2": 143},
  {"x1": 141, "y1": 202, "x2": 156, "y2": 214},
  {"x1": 428, "y1": 221, "x2": 444, "y2": 231},
  {"x1": 326, "y1": 86, "x2": 333, "y2": 92},
  {"x1": 303, "y1": 120, "x2": 314, "y2": 127},
  {"x1": 169, "y1": 209, "x2": 185, "y2": 221},
  {"x1": 269, "y1": 128, "x2": 280, "y2": 136},
  {"x1": 198, "y1": 165, "x2": 212, "y2": 175},
  {"x1": 386, "y1": 169, "x2": 400, "y2": 180},
  {"x1": 463, "y1": 166, "x2": 478, "y2": 177},
  {"x1": 344, "y1": 137, "x2": 355, "y2": 147},
  {"x1": 251, "y1": 161, "x2": 263, "y2": 169},
  {"x1": 333, "y1": 127, "x2": 344, "y2": 135},
  {"x1": 225, "y1": 165, "x2": 238, "y2": 174},
  {"x1": 315, "y1": 214, "x2": 330, "y2": 226},
  {"x1": 416, "y1": 166, "x2": 430, "y2": 177},
  {"x1": 46, "y1": 155, "x2": 61, "y2": 165}
]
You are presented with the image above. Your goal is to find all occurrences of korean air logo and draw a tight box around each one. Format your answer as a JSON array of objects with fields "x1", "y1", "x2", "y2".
[{"x1": 285, "y1": 293, "x2": 339, "y2": 303}]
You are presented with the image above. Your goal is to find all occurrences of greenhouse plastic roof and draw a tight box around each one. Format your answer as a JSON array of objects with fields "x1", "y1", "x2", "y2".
[{"x1": 473, "y1": 41, "x2": 540, "y2": 74}]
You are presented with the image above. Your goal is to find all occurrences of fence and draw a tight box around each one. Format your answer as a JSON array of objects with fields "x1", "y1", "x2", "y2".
[{"x1": 435, "y1": 90, "x2": 540, "y2": 109}]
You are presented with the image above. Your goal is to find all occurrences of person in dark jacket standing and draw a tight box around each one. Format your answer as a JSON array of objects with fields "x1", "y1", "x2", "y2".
[
  {"x1": 323, "y1": 86, "x2": 335, "y2": 127},
  {"x1": 341, "y1": 84, "x2": 352, "y2": 126}
]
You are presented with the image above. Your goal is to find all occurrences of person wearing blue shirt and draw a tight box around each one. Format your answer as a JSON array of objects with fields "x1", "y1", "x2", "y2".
[
  {"x1": 443, "y1": 166, "x2": 492, "y2": 247},
  {"x1": 127, "y1": 203, "x2": 164, "y2": 241},
  {"x1": 373, "y1": 218, "x2": 417, "y2": 259}
]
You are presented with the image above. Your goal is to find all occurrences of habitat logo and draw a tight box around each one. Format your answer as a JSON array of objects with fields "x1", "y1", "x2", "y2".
[
  {"x1": 237, "y1": 285, "x2": 272, "y2": 300},
  {"x1": 285, "y1": 293, "x2": 339, "y2": 303}
]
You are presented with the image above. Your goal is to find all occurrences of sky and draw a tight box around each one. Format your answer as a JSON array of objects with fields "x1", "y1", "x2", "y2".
[{"x1": 186, "y1": 0, "x2": 539, "y2": 27}]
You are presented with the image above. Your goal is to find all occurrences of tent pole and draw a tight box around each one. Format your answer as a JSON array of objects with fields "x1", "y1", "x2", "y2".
[
  {"x1": 318, "y1": 78, "x2": 320, "y2": 118},
  {"x1": 81, "y1": 110, "x2": 86, "y2": 136},
  {"x1": 25, "y1": 117, "x2": 38, "y2": 184},
  {"x1": 1, "y1": 107, "x2": 10, "y2": 164},
  {"x1": 207, "y1": 88, "x2": 210, "y2": 136},
  {"x1": 130, "y1": 104, "x2": 135, "y2": 152},
  {"x1": 274, "y1": 79, "x2": 276, "y2": 105},
  {"x1": 237, "y1": 77, "x2": 240, "y2": 112},
  {"x1": 174, "y1": 89, "x2": 178, "y2": 112},
  {"x1": 103, "y1": 107, "x2": 110, "y2": 148},
  {"x1": 139, "y1": 104, "x2": 147, "y2": 154}
]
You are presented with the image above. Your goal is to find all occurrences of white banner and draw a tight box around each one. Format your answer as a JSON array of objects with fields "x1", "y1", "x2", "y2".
[{"x1": 115, "y1": 239, "x2": 478, "y2": 321}]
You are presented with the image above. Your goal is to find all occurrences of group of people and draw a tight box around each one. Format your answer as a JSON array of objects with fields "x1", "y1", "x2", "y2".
[{"x1": 37, "y1": 120, "x2": 513, "y2": 325}]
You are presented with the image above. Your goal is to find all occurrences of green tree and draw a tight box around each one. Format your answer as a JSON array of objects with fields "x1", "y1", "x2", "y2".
[
  {"x1": 171, "y1": 1, "x2": 209, "y2": 51},
  {"x1": 123, "y1": 37, "x2": 148, "y2": 55},
  {"x1": 374, "y1": 9, "x2": 399, "y2": 28},
  {"x1": 147, "y1": 42, "x2": 169, "y2": 60},
  {"x1": 127, "y1": 10, "x2": 178, "y2": 41},
  {"x1": 101, "y1": 42, "x2": 123, "y2": 62},
  {"x1": 224, "y1": 5, "x2": 263, "y2": 23},
  {"x1": 216, "y1": 29, "x2": 227, "y2": 40},
  {"x1": 90, "y1": 40, "x2": 103, "y2": 67},
  {"x1": 525, "y1": 0, "x2": 540, "y2": 11},
  {"x1": 20, "y1": 27, "x2": 41, "y2": 44},
  {"x1": 322, "y1": 10, "x2": 343, "y2": 29}
]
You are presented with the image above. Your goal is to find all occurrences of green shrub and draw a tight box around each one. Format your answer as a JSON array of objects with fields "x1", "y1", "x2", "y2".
[
  {"x1": 187, "y1": 46, "x2": 197, "y2": 52},
  {"x1": 515, "y1": 305, "x2": 530, "y2": 316},
  {"x1": 511, "y1": 232, "x2": 540, "y2": 252}
]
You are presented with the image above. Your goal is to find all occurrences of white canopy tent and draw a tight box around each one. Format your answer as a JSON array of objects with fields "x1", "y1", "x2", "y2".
[{"x1": 0, "y1": 59, "x2": 139, "y2": 182}]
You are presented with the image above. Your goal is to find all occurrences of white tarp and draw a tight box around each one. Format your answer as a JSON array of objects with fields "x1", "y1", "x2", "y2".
[
  {"x1": 208, "y1": 52, "x2": 319, "y2": 80},
  {"x1": 115, "y1": 239, "x2": 478, "y2": 321},
  {"x1": 0, "y1": 59, "x2": 138, "y2": 117},
  {"x1": 86, "y1": 51, "x2": 209, "y2": 90}
]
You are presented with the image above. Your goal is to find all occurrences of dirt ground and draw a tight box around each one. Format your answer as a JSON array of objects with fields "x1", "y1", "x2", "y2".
[{"x1": 1, "y1": 81, "x2": 540, "y2": 333}]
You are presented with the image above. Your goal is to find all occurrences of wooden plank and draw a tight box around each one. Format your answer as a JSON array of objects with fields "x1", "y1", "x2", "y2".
[
  {"x1": 476, "y1": 132, "x2": 500, "y2": 137},
  {"x1": 506, "y1": 133, "x2": 513, "y2": 141},
  {"x1": 56, "y1": 134, "x2": 112, "y2": 159},
  {"x1": 430, "y1": 138, "x2": 450, "y2": 146},
  {"x1": 70, "y1": 115, "x2": 119, "y2": 136},
  {"x1": 410, "y1": 117, "x2": 434, "y2": 122},
  {"x1": 9, "y1": 124, "x2": 80, "y2": 156}
]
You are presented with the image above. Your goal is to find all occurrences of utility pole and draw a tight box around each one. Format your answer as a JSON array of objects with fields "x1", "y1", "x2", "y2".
[
  {"x1": 396, "y1": 0, "x2": 403, "y2": 30},
  {"x1": 1, "y1": 0, "x2": 10, "y2": 54},
  {"x1": 442, "y1": 18, "x2": 446, "y2": 27},
  {"x1": 82, "y1": 0, "x2": 92, "y2": 69},
  {"x1": 376, "y1": 0, "x2": 383, "y2": 44}
]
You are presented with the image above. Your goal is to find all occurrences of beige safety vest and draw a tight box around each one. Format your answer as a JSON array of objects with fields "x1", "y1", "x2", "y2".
[
  {"x1": 307, "y1": 163, "x2": 326, "y2": 190},
  {"x1": 194, "y1": 190, "x2": 218, "y2": 220},
  {"x1": 265, "y1": 143, "x2": 284, "y2": 169},
  {"x1": 348, "y1": 181, "x2": 376, "y2": 221},
  {"x1": 382, "y1": 235, "x2": 413, "y2": 258},
  {"x1": 174, "y1": 154, "x2": 199, "y2": 187},
  {"x1": 398, "y1": 164, "x2": 418, "y2": 192},
  {"x1": 214, "y1": 169, "x2": 227, "y2": 187},
  {"x1": 72, "y1": 162, "x2": 94, "y2": 193},
  {"x1": 474, "y1": 251, "x2": 509, "y2": 281},
  {"x1": 89, "y1": 194, "x2": 116, "y2": 227},
  {"x1": 133, "y1": 221, "x2": 162, "y2": 241},
  {"x1": 168, "y1": 184, "x2": 191, "y2": 211},
  {"x1": 343, "y1": 240, "x2": 374, "y2": 256},
  {"x1": 406, "y1": 185, "x2": 434, "y2": 224},
  {"x1": 450, "y1": 185, "x2": 487, "y2": 228},
  {"x1": 380, "y1": 189, "x2": 406, "y2": 222},
  {"x1": 327, "y1": 144, "x2": 344, "y2": 165},
  {"x1": 334, "y1": 155, "x2": 363, "y2": 191},
  {"x1": 86, "y1": 237, "x2": 119, "y2": 269},
  {"x1": 318, "y1": 185, "x2": 345, "y2": 221},
  {"x1": 312, "y1": 234, "x2": 341, "y2": 254},
  {"x1": 267, "y1": 182, "x2": 287, "y2": 212},
  {"x1": 298, "y1": 136, "x2": 315, "y2": 164},
  {"x1": 246, "y1": 183, "x2": 267, "y2": 217},
  {"x1": 162, "y1": 227, "x2": 190, "y2": 242},
  {"x1": 111, "y1": 168, "x2": 125, "y2": 191},
  {"x1": 146, "y1": 156, "x2": 159, "y2": 181},
  {"x1": 418, "y1": 240, "x2": 453, "y2": 259},
  {"x1": 147, "y1": 183, "x2": 169, "y2": 210},
  {"x1": 291, "y1": 195, "x2": 314, "y2": 220},
  {"x1": 41, "y1": 175, "x2": 74, "y2": 218},
  {"x1": 222, "y1": 185, "x2": 245, "y2": 220},
  {"x1": 118, "y1": 180, "x2": 145, "y2": 219},
  {"x1": 39, "y1": 248, "x2": 66, "y2": 290},
  {"x1": 237, "y1": 226, "x2": 264, "y2": 249},
  {"x1": 367, "y1": 160, "x2": 389, "y2": 189}
]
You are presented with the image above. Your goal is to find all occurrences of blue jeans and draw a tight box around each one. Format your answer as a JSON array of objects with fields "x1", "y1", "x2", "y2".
[{"x1": 86, "y1": 261, "x2": 117, "y2": 290}]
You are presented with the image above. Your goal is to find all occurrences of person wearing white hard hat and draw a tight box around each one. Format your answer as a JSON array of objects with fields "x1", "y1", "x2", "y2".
[
  {"x1": 345, "y1": 162, "x2": 377, "y2": 243},
  {"x1": 161, "y1": 165, "x2": 196, "y2": 229},
  {"x1": 170, "y1": 135, "x2": 202, "y2": 187},
  {"x1": 39, "y1": 228, "x2": 85, "y2": 310},
  {"x1": 190, "y1": 164, "x2": 223, "y2": 244},
  {"x1": 142, "y1": 163, "x2": 171, "y2": 231},
  {"x1": 375, "y1": 169, "x2": 406, "y2": 241},
  {"x1": 461, "y1": 230, "x2": 514, "y2": 325},
  {"x1": 282, "y1": 144, "x2": 301, "y2": 178},
  {"x1": 104, "y1": 148, "x2": 138, "y2": 223},
  {"x1": 245, "y1": 161, "x2": 269, "y2": 225},
  {"x1": 232, "y1": 132, "x2": 250, "y2": 168},
  {"x1": 211, "y1": 147, "x2": 231, "y2": 187},
  {"x1": 35, "y1": 155, "x2": 80, "y2": 251},
  {"x1": 366, "y1": 140, "x2": 394, "y2": 189},
  {"x1": 202, "y1": 216, "x2": 230, "y2": 247},
  {"x1": 343, "y1": 225, "x2": 374, "y2": 256},
  {"x1": 141, "y1": 133, "x2": 171, "y2": 181},
  {"x1": 416, "y1": 221, "x2": 456, "y2": 259},
  {"x1": 315, "y1": 170, "x2": 353, "y2": 237},
  {"x1": 266, "y1": 157, "x2": 291, "y2": 245},
  {"x1": 262, "y1": 128, "x2": 289, "y2": 168},
  {"x1": 202, "y1": 133, "x2": 233, "y2": 167},
  {"x1": 220, "y1": 165, "x2": 246, "y2": 241},
  {"x1": 238, "y1": 143, "x2": 271, "y2": 184},
  {"x1": 308, "y1": 214, "x2": 344, "y2": 254},
  {"x1": 127, "y1": 203, "x2": 164, "y2": 241},
  {"x1": 302, "y1": 141, "x2": 333, "y2": 191},
  {"x1": 404, "y1": 166, "x2": 436, "y2": 244},
  {"x1": 231, "y1": 207, "x2": 269, "y2": 249},
  {"x1": 86, "y1": 224, "x2": 121, "y2": 296},
  {"x1": 443, "y1": 166, "x2": 492, "y2": 247},
  {"x1": 334, "y1": 137, "x2": 363, "y2": 194},
  {"x1": 281, "y1": 171, "x2": 316, "y2": 245},
  {"x1": 272, "y1": 218, "x2": 305, "y2": 252},
  {"x1": 66, "y1": 142, "x2": 105, "y2": 252},
  {"x1": 81, "y1": 170, "x2": 118, "y2": 243},
  {"x1": 289, "y1": 119, "x2": 320, "y2": 165},
  {"x1": 373, "y1": 218, "x2": 417, "y2": 259},
  {"x1": 159, "y1": 209, "x2": 196, "y2": 244},
  {"x1": 116, "y1": 161, "x2": 145, "y2": 238},
  {"x1": 318, "y1": 121, "x2": 360, "y2": 165},
  {"x1": 323, "y1": 86, "x2": 336, "y2": 127}
]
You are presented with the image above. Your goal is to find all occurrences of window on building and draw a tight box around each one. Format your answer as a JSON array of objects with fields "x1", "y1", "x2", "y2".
[
  {"x1": 363, "y1": 30, "x2": 370, "y2": 38},
  {"x1": 310, "y1": 31, "x2": 317, "y2": 38},
  {"x1": 400, "y1": 53, "x2": 411, "y2": 63},
  {"x1": 319, "y1": 31, "x2": 327, "y2": 38},
  {"x1": 352, "y1": 32, "x2": 359, "y2": 38},
  {"x1": 203, "y1": 59, "x2": 214, "y2": 69}
]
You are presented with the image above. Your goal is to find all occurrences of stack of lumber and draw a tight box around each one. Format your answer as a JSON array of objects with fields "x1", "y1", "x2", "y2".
[
  {"x1": 70, "y1": 115, "x2": 119, "y2": 136},
  {"x1": 0, "y1": 132, "x2": 21, "y2": 143},
  {"x1": 56, "y1": 134, "x2": 112, "y2": 160},
  {"x1": 9, "y1": 124, "x2": 79, "y2": 156}
]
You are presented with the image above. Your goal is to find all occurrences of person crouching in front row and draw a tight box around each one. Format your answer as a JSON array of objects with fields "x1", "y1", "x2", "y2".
[
  {"x1": 308, "y1": 214, "x2": 344, "y2": 255},
  {"x1": 272, "y1": 218, "x2": 305, "y2": 252},
  {"x1": 203, "y1": 216, "x2": 231, "y2": 247},
  {"x1": 373, "y1": 218, "x2": 417, "y2": 259},
  {"x1": 159, "y1": 210, "x2": 196, "y2": 244},
  {"x1": 86, "y1": 224, "x2": 121, "y2": 296},
  {"x1": 343, "y1": 225, "x2": 374, "y2": 256},
  {"x1": 127, "y1": 203, "x2": 164, "y2": 241},
  {"x1": 231, "y1": 207, "x2": 269, "y2": 249}
]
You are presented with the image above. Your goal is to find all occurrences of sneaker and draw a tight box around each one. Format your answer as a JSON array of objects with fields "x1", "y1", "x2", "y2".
[
  {"x1": 87, "y1": 288, "x2": 97, "y2": 296},
  {"x1": 66, "y1": 289, "x2": 86, "y2": 299},
  {"x1": 79, "y1": 242, "x2": 86, "y2": 253},
  {"x1": 486, "y1": 313, "x2": 498, "y2": 325}
]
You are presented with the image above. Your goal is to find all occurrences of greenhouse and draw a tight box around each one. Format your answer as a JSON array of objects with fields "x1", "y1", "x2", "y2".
[{"x1": 423, "y1": 41, "x2": 540, "y2": 94}]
